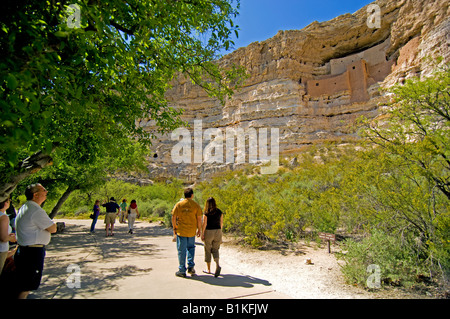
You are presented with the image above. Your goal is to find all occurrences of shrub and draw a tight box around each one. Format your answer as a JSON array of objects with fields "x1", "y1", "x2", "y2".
[
  {"x1": 163, "y1": 211, "x2": 173, "y2": 228},
  {"x1": 151, "y1": 199, "x2": 172, "y2": 217},
  {"x1": 74, "y1": 205, "x2": 90, "y2": 216},
  {"x1": 337, "y1": 230, "x2": 428, "y2": 288},
  {"x1": 134, "y1": 201, "x2": 153, "y2": 218}
]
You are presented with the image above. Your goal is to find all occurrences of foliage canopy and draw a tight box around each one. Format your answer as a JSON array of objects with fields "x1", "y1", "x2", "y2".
[{"x1": 0, "y1": 0, "x2": 243, "y2": 200}]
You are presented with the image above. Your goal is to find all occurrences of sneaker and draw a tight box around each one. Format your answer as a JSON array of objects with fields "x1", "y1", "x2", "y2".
[
  {"x1": 175, "y1": 271, "x2": 186, "y2": 278},
  {"x1": 187, "y1": 267, "x2": 196, "y2": 276}
]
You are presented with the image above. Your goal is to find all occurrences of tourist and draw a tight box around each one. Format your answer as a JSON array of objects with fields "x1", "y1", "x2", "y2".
[
  {"x1": 127, "y1": 199, "x2": 139, "y2": 234},
  {"x1": 201, "y1": 197, "x2": 224, "y2": 277},
  {"x1": 90, "y1": 200, "x2": 101, "y2": 233},
  {"x1": 119, "y1": 199, "x2": 127, "y2": 223},
  {"x1": 6, "y1": 200, "x2": 16, "y2": 232},
  {"x1": 0, "y1": 197, "x2": 16, "y2": 274},
  {"x1": 14, "y1": 183, "x2": 57, "y2": 299},
  {"x1": 102, "y1": 197, "x2": 121, "y2": 237},
  {"x1": 171, "y1": 187, "x2": 202, "y2": 278}
]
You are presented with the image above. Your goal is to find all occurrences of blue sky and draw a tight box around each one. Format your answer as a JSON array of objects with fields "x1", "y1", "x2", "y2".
[{"x1": 223, "y1": 0, "x2": 374, "y2": 54}]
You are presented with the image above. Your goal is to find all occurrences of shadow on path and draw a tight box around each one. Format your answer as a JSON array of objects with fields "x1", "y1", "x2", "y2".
[
  {"x1": 29, "y1": 220, "x2": 278, "y2": 299},
  {"x1": 189, "y1": 273, "x2": 272, "y2": 289},
  {"x1": 32, "y1": 222, "x2": 167, "y2": 299}
]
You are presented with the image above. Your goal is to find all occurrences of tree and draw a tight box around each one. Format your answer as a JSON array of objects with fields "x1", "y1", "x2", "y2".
[
  {"x1": 47, "y1": 139, "x2": 150, "y2": 218},
  {"x1": 358, "y1": 65, "x2": 450, "y2": 281},
  {"x1": 362, "y1": 65, "x2": 450, "y2": 201},
  {"x1": 0, "y1": 0, "x2": 243, "y2": 201}
]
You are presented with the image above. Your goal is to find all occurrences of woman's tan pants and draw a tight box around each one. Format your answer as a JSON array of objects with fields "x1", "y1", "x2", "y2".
[{"x1": 204, "y1": 229, "x2": 222, "y2": 263}]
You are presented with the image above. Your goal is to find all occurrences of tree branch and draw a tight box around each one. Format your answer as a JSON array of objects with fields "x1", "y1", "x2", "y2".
[
  {"x1": 110, "y1": 20, "x2": 136, "y2": 36},
  {"x1": 0, "y1": 151, "x2": 54, "y2": 202}
]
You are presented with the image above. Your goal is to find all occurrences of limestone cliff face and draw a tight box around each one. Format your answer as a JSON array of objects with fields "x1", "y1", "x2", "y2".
[{"x1": 139, "y1": 0, "x2": 450, "y2": 182}]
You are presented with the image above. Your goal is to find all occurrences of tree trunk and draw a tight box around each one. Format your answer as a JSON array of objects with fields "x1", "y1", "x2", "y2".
[
  {"x1": 49, "y1": 185, "x2": 77, "y2": 219},
  {"x1": 0, "y1": 151, "x2": 54, "y2": 202}
]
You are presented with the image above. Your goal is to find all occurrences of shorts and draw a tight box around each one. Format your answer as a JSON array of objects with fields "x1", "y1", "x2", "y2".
[
  {"x1": 14, "y1": 246, "x2": 46, "y2": 291},
  {"x1": 105, "y1": 212, "x2": 117, "y2": 224}
]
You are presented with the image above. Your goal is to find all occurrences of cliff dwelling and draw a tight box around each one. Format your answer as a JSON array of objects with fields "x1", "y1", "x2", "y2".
[
  {"x1": 138, "y1": 0, "x2": 450, "y2": 182},
  {"x1": 305, "y1": 38, "x2": 395, "y2": 105}
]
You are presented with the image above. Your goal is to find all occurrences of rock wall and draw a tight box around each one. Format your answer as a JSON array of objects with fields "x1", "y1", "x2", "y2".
[{"x1": 139, "y1": 0, "x2": 450, "y2": 183}]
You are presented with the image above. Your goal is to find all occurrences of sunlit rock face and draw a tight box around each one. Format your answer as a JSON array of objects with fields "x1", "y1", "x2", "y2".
[{"x1": 138, "y1": 0, "x2": 450, "y2": 183}]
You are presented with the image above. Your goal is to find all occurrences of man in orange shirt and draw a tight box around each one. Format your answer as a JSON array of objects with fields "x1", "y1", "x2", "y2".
[{"x1": 172, "y1": 187, "x2": 202, "y2": 278}]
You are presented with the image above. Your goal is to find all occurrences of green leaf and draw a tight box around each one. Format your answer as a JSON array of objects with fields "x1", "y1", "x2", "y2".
[
  {"x1": 75, "y1": 86, "x2": 83, "y2": 99},
  {"x1": 30, "y1": 99, "x2": 40, "y2": 113},
  {"x1": 1, "y1": 120, "x2": 14, "y2": 127},
  {"x1": 45, "y1": 142, "x2": 53, "y2": 154},
  {"x1": 6, "y1": 74, "x2": 18, "y2": 90},
  {"x1": 54, "y1": 31, "x2": 69, "y2": 37}
]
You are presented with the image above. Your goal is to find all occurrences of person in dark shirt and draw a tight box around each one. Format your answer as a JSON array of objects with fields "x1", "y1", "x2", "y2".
[
  {"x1": 102, "y1": 197, "x2": 121, "y2": 237},
  {"x1": 201, "y1": 197, "x2": 224, "y2": 277}
]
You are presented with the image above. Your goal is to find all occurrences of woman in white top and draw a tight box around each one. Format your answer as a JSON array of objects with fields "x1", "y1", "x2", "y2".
[
  {"x1": 127, "y1": 200, "x2": 139, "y2": 234},
  {"x1": 0, "y1": 198, "x2": 17, "y2": 274}
]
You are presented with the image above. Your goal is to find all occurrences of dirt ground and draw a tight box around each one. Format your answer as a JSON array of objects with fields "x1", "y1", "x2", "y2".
[{"x1": 219, "y1": 236, "x2": 436, "y2": 299}]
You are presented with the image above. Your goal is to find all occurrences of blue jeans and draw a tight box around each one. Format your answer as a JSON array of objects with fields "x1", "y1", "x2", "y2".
[
  {"x1": 90, "y1": 214, "x2": 99, "y2": 232},
  {"x1": 176, "y1": 236, "x2": 196, "y2": 273}
]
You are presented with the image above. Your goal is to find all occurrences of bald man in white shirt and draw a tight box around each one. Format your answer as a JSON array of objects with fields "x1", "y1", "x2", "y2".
[{"x1": 14, "y1": 183, "x2": 56, "y2": 299}]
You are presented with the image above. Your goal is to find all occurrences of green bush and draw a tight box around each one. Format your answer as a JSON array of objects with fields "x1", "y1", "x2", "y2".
[
  {"x1": 163, "y1": 211, "x2": 173, "y2": 228},
  {"x1": 151, "y1": 199, "x2": 173, "y2": 217},
  {"x1": 74, "y1": 205, "x2": 90, "y2": 216},
  {"x1": 133, "y1": 199, "x2": 173, "y2": 218},
  {"x1": 337, "y1": 230, "x2": 428, "y2": 288}
]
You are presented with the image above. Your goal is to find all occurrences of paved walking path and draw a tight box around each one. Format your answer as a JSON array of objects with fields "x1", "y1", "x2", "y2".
[{"x1": 30, "y1": 219, "x2": 290, "y2": 299}]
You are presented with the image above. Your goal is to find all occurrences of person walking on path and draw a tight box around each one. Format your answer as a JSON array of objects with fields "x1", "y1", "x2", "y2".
[
  {"x1": 127, "y1": 200, "x2": 139, "y2": 234},
  {"x1": 201, "y1": 197, "x2": 224, "y2": 277},
  {"x1": 90, "y1": 200, "x2": 101, "y2": 233},
  {"x1": 102, "y1": 197, "x2": 121, "y2": 237},
  {"x1": 0, "y1": 197, "x2": 16, "y2": 274},
  {"x1": 171, "y1": 187, "x2": 202, "y2": 278},
  {"x1": 14, "y1": 183, "x2": 57, "y2": 299},
  {"x1": 119, "y1": 199, "x2": 127, "y2": 224}
]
